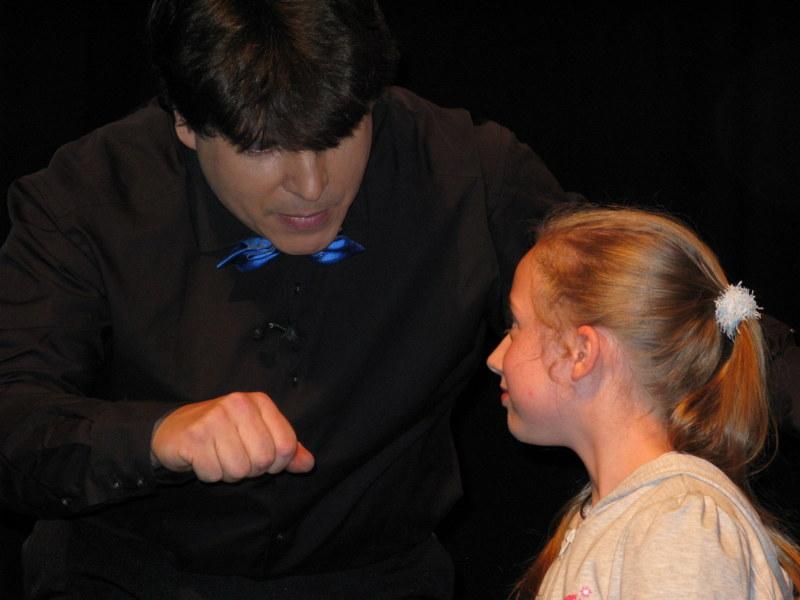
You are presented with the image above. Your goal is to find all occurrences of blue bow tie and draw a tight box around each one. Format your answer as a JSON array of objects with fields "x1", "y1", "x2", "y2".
[{"x1": 216, "y1": 234, "x2": 365, "y2": 272}]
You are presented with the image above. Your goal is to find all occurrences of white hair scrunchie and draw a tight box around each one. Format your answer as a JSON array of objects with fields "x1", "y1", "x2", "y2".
[{"x1": 714, "y1": 282, "x2": 761, "y2": 340}]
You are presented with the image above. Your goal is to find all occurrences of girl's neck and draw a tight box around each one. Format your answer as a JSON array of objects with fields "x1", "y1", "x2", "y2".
[
  {"x1": 560, "y1": 324, "x2": 672, "y2": 508},
  {"x1": 574, "y1": 394, "x2": 672, "y2": 506}
]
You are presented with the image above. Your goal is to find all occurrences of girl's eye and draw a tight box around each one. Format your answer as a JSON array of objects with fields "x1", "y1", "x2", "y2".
[{"x1": 503, "y1": 306, "x2": 515, "y2": 328}]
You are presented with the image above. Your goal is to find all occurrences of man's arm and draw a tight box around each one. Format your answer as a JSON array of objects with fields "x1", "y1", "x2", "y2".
[
  {"x1": 761, "y1": 314, "x2": 800, "y2": 431},
  {"x1": 0, "y1": 176, "x2": 311, "y2": 517},
  {"x1": 475, "y1": 120, "x2": 583, "y2": 332}
]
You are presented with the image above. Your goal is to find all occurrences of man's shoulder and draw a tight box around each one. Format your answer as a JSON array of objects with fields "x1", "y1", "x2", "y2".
[
  {"x1": 378, "y1": 87, "x2": 515, "y2": 176},
  {"x1": 383, "y1": 87, "x2": 470, "y2": 124},
  {"x1": 383, "y1": 86, "x2": 512, "y2": 138},
  {"x1": 16, "y1": 100, "x2": 185, "y2": 218}
]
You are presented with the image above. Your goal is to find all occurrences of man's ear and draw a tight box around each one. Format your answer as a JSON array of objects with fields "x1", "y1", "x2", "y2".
[
  {"x1": 173, "y1": 112, "x2": 197, "y2": 150},
  {"x1": 571, "y1": 324, "x2": 600, "y2": 381}
]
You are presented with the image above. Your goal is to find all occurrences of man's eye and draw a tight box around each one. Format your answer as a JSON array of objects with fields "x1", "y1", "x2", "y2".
[{"x1": 244, "y1": 146, "x2": 278, "y2": 156}]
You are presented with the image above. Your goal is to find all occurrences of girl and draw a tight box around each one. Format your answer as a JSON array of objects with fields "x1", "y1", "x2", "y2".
[{"x1": 487, "y1": 206, "x2": 800, "y2": 598}]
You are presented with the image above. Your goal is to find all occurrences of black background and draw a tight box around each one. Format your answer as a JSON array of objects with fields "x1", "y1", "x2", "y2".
[{"x1": 2, "y1": 2, "x2": 799, "y2": 598}]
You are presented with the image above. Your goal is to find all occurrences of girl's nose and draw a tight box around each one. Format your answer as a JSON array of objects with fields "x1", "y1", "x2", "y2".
[{"x1": 486, "y1": 334, "x2": 510, "y2": 376}]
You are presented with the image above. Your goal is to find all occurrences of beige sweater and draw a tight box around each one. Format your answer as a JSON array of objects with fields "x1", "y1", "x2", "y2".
[{"x1": 537, "y1": 452, "x2": 792, "y2": 599}]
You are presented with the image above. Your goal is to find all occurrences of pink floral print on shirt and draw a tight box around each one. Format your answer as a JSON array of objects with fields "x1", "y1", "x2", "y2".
[{"x1": 564, "y1": 586, "x2": 592, "y2": 600}]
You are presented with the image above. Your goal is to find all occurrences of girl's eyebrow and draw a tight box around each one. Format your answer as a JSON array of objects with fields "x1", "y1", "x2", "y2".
[
  {"x1": 504, "y1": 300, "x2": 523, "y2": 330},
  {"x1": 502, "y1": 300, "x2": 514, "y2": 326}
]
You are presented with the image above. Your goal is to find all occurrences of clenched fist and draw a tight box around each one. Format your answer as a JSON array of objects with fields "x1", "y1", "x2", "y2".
[{"x1": 151, "y1": 392, "x2": 315, "y2": 482}]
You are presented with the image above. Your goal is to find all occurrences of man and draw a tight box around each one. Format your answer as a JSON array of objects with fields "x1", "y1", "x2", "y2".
[{"x1": 0, "y1": 1, "x2": 573, "y2": 598}]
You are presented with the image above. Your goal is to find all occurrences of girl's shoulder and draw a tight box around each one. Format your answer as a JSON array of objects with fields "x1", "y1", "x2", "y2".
[
  {"x1": 608, "y1": 452, "x2": 791, "y2": 598},
  {"x1": 611, "y1": 453, "x2": 767, "y2": 561},
  {"x1": 598, "y1": 452, "x2": 751, "y2": 521}
]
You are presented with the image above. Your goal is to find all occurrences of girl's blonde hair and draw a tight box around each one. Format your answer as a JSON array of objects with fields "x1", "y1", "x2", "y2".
[{"x1": 511, "y1": 205, "x2": 800, "y2": 598}]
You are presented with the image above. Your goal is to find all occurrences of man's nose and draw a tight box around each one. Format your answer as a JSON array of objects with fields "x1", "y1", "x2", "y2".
[{"x1": 283, "y1": 150, "x2": 328, "y2": 201}]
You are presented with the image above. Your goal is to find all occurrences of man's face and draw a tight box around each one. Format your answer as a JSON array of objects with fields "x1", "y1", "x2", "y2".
[{"x1": 176, "y1": 114, "x2": 373, "y2": 255}]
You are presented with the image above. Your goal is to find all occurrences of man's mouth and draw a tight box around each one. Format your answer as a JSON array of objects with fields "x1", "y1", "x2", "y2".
[{"x1": 277, "y1": 209, "x2": 331, "y2": 232}]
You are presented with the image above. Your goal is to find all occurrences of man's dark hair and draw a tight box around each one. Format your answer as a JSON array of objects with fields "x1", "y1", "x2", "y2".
[{"x1": 147, "y1": 0, "x2": 398, "y2": 151}]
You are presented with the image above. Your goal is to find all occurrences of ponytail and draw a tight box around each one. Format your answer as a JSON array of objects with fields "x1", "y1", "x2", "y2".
[
  {"x1": 669, "y1": 317, "x2": 800, "y2": 591},
  {"x1": 669, "y1": 318, "x2": 769, "y2": 486}
]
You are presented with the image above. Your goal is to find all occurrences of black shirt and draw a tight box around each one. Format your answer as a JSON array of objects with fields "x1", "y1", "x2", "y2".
[{"x1": 0, "y1": 88, "x2": 567, "y2": 588}]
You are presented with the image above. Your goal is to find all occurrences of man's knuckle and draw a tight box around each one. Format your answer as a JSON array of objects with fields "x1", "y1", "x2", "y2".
[
  {"x1": 273, "y1": 436, "x2": 297, "y2": 461},
  {"x1": 221, "y1": 392, "x2": 250, "y2": 411},
  {"x1": 227, "y1": 461, "x2": 250, "y2": 480},
  {"x1": 250, "y1": 454, "x2": 274, "y2": 474},
  {"x1": 195, "y1": 462, "x2": 222, "y2": 483}
]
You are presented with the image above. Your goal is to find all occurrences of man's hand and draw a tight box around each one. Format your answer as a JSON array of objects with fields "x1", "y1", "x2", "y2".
[{"x1": 151, "y1": 392, "x2": 314, "y2": 482}]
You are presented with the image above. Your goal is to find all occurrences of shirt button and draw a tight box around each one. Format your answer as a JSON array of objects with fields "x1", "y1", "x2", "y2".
[
  {"x1": 252, "y1": 326, "x2": 265, "y2": 340},
  {"x1": 293, "y1": 283, "x2": 302, "y2": 294},
  {"x1": 136, "y1": 477, "x2": 145, "y2": 488},
  {"x1": 111, "y1": 480, "x2": 121, "y2": 490},
  {"x1": 60, "y1": 497, "x2": 71, "y2": 507},
  {"x1": 291, "y1": 375, "x2": 300, "y2": 387}
]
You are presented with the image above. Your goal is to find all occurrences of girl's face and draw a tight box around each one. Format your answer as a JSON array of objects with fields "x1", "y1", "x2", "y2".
[{"x1": 487, "y1": 254, "x2": 576, "y2": 446}]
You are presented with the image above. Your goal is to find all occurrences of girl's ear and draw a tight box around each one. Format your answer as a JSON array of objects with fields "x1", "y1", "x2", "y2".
[{"x1": 571, "y1": 325, "x2": 600, "y2": 381}]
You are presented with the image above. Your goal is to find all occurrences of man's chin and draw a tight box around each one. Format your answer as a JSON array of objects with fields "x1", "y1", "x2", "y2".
[{"x1": 272, "y1": 233, "x2": 337, "y2": 256}]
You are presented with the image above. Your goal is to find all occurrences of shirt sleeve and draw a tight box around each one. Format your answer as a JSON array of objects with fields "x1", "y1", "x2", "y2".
[
  {"x1": 473, "y1": 121, "x2": 580, "y2": 333},
  {"x1": 617, "y1": 491, "x2": 757, "y2": 598},
  {"x1": 0, "y1": 175, "x2": 180, "y2": 517}
]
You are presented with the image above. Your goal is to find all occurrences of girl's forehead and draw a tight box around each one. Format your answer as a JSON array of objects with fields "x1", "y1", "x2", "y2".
[
  {"x1": 513, "y1": 253, "x2": 539, "y2": 290},
  {"x1": 510, "y1": 255, "x2": 540, "y2": 310}
]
